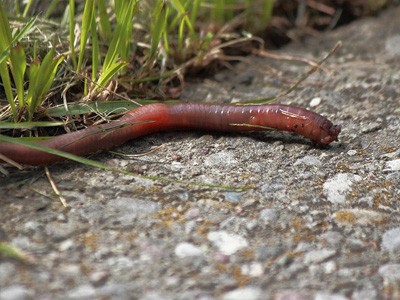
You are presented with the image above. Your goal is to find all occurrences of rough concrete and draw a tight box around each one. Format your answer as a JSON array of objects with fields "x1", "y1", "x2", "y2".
[{"x1": 1, "y1": 6, "x2": 400, "y2": 300}]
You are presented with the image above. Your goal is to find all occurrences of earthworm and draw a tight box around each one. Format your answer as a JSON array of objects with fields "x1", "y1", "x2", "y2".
[{"x1": 0, "y1": 103, "x2": 341, "y2": 165}]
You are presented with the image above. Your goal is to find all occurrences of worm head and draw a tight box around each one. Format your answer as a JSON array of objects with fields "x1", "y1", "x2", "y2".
[{"x1": 320, "y1": 124, "x2": 341, "y2": 145}]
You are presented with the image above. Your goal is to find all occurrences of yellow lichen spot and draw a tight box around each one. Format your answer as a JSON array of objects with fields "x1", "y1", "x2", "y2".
[
  {"x1": 334, "y1": 209, "x2": 387, "y2": 226},
  {"x1": 195, "y1": 220, "x2": 217, "y2": 236},
  {"x1": 379, "y1": 146, "x2": 397, "y2": 153},
  {"x1": 231, "y1": 265, "x2": 251, "y2": 287},
  {"x1": 292, "y1": 216, "x2": 304, "y2": 230},
  {"x1": 80, "y1": 233, "x2": 98, "y2": 250},
  {"x1": 241, "y1": 248, "x2": 255, "y2": 260},
  {"x1": 335, "y1": 211, "x2": 356, "y2": 224},
  {"x1": 335, "y1": 162, "x2": 352, "y2": 173}
]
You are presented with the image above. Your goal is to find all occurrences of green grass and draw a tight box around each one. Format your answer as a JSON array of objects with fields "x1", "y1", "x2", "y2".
[{"x1": 0, "y1": 241, "x2": 33, "y2": 263}]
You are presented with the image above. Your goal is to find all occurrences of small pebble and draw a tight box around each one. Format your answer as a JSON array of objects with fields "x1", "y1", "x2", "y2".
[
  {"x1": 379, "y1": 264, "x2": 400, "y2": 281},
  {"x1": 89, "y1": 271, "x2": 109, "y2": 287},
  {"x1": 361, "y1": 121, "x2": 382, "y2": 133},
  {"x1": 385, "y1": 35, "x2": 400, "y2": 56},
  {"x1": 347, "y1": 150, "x2": 357, "y2": 156},
  {"x1": 245, "y1": 219, "x2": 258, "y2": 231},
  {"x1": 67, "y1": 285, "x2": 96, "y2": 299},
  {"x1": 352, "y1": 288, "x2": 378, "y2": 300},
  {"x1": 381, "y1": 227, "x2": 400, "y2": 252},
  {"x1": 259, "y1": 208, "x2": 279, "y2": 224},
  {"x1": 241, "y1": 262, "x2": 264, "y2": 277},
  {"x1": 384, "y1": 159, "x2": 400, "y2": 172},
  {"x1": 0, "y1": 262, "x2": 17, "y2": 284},
  {"x1": 347, "y1": 238, "x2": 365, "y2": 252},
  {"x1": 96, "y1": 283, "x2": 130, "y2": 299},
  {"x1": 174, "y1": 242, "x2": 203, "y2": 258},
  {"x1": 304, "y1": 249, "x2": 336, "y2": 264},
  {"x1": 184, "y1": 207, "x2": 201, "y2": 219},
  {"x1": 310, "y1": 97, "x2": 322, "y2": 107},
  {"x1": 323, "y1": 173, "x2": 362, "y2": 204},
  {"x1": 207, "y1": 231, "x2": 248, "y2": 255},
  {"x1": 323, "y1": 261, "x2": 337, "y2": 274},
  {"x1": 386, "y1": 172, "x2": 400, "y2": 180},
  {"x1": 59, "y1": 239, "x2": 75, "y2": 251},
  {"x1": 0, "y1": 285, "x2": 34, "y2": 300},
  {"x1": 184, "y1": 220, "x2": 197, "y2": 234},
  {"x1": 223, "y1": 191, "x2": 242, "y2": 203},
  {"x1": 213, "y1": 252, "x2": 230, "y2": 263},
  {"x1": 221, "y1": 287, "x2": 262, "y2": 300},
  {"x1": 314, "y1": 292, "x2": 348, "y2": 300},
  {"x1": 170, "y1": 161, "x2": 184, "y2": 170},
  {"x1": 275, "y1": 290, "x2": 311, "y2": 300},
  {"x1": 105, "y1": 198, "x2": 162, "y2": 227},
  {"x1": 177, "y1": 191, "x2": 190, "y2": 202},
  {"x1": 321, "y1": 231, "x2": 343, "y2": 247},
  {"x1": 107, "y1": 198, "x2": 161, "y2": 217},
  {"x1": 294, "y1": 155, "x2": 322, "y2": 167},
  {"x1": 59, "y1": 264, "x2": 81, "y2": 278},
  {"x1": 141, "y1": 291, "x2": 173, "y2": 300},
  {"x1": 45, "y1": 221, "x2": 81, "y2": 242},
  {"x1": 204, "y1": 151, "x2": 238, "y2": 169},
  {"x1": 242, "y1": 198, "x2": 258, "y2": 208}
]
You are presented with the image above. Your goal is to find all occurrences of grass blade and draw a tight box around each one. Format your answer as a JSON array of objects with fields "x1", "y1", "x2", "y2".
[
  {"x1": 77, "y1": 0, "x2": 95, "y2": 72},
  {"x1": 9, "y1": 44, "x2": 27, "y2": 108},
  {"x1": 97, "y1": 61, "x2": 127, "y2": 88},
  {"x1": 149, "y1": 1, "x2": 168, "y2": 63},
  {"x1": 0, "y1": 121, "x2": 65, "y2": 129},
  {"x1": 91, "y1": 13, "x2": 99, "y2": 82},
  {"x1": 26, "y1": 49, "x2": 64, "y2": 119},
  {"x1": 68, "y1": 0, "x2": 77, "y2": 68},
  {"x1": 0, "y1": 62, "x2": 16, "y2": 119},
  {"x1": 97, "y1": 0, "x2": 112, "y2": 42}
]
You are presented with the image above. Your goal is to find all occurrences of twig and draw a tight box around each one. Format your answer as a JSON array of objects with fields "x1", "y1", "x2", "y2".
[
  {"x1": 274, "y1": 41, "x2": 342, "y2": 100},
  {"x1": 109, "y1": 144, "x2": 164, "y2": 158},
  {"x1": 254, "y1": 49, "x2": 330, "y2": 73}
]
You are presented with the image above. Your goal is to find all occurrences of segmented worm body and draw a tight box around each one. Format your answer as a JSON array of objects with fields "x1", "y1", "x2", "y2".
[{"x1": 0, "y1": 103, "x2": 341, "y2": 165}]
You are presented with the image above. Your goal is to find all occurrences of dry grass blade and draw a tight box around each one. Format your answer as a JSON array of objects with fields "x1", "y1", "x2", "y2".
[
  {"x1": 274, "y1": 41, "x2": 342, "y2": 101},
  {"x1": 45, "y1": 166, "x2": 68, "y2": 207}
]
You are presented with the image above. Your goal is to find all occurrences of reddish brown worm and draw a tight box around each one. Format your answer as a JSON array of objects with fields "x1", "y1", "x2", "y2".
[{"x1": 0, "y1": 103, "x2": 341, "y2": 165}]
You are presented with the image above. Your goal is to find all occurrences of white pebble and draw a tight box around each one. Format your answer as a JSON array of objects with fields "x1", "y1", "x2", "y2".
[
  {"x1": 309, "y1": 97, "x2": 322, "y2": 107},
  {"x1": 294, "y1": 155, "x2": 322, "y2": 167},
  {"x1": 347, "y1": 150, "x2": 357, "y2": 156},
  {"x1": 259, "y1": 208, "x2": 279, "y2": 224},
  {"x1": 222, "y1": 287, "x2": 263, "y2": 300},
  {"x1": 304, "y1": 249, "x2": 336, "y2": 264},
  {"x1": 174, "y1": 242, "x2": 203, "y2": 258},
  {"x1": 0, "y1": 285, "x2": 34, "y2": 300},
  {"x1": 381, "y1": 227, "x2": 400, "y2": 252},
  {"x1": 315, "y1": 292, "x2": 348, "y2": 300},
  {"x1": 241, "y1": 262, "x2": 264, "y2": 277},
  {"x1": 207, "y1": 231, "x2": 248, "y2": 255},
  {"x1": 379, "y1": 263, "x2": 400, "y2": 281},
  {"x1": 384, "y1": 159, "x2": 400, "y2": 171},
  {"x1": 323, "y1": 173, "x2": 362, "y2": 204}
]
